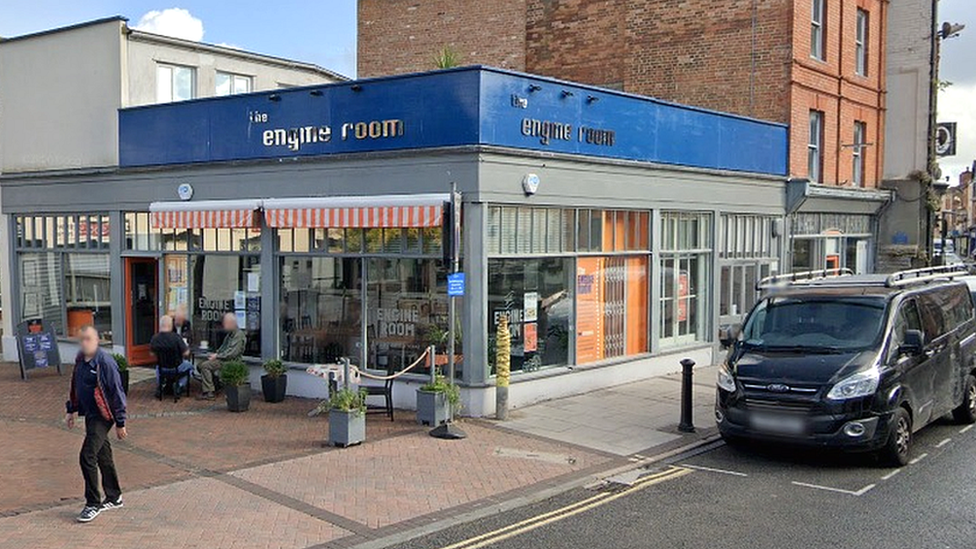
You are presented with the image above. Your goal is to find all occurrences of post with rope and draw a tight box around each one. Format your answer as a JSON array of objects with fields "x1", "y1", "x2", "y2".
[
  {"x1": 495, "y1": 313, "x2": 511, "y2": 420},
  {"x1": 431, "y1": 182, "x2": 467, "y2": 440}
]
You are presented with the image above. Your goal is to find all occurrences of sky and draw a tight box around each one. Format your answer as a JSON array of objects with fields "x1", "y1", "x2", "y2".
[{"x1": 0, "y1": 0, "x2": 973, "y2": 181}]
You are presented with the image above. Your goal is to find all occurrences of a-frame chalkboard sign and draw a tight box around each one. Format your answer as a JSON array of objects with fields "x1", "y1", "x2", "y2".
[{"x1": 16, "y1": 319, "x2": 62, "y2": 380}]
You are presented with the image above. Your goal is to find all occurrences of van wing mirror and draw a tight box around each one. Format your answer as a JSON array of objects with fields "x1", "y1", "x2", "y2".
[
  {"x1": 719, "y1": 325, "x2": 740, "y2": 348},
  {"x1": 899, "y1": 329, "x2": 925, "y2": 356}
]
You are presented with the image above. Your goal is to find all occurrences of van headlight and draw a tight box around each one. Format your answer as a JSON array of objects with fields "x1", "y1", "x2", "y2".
[
  {"x1": 717, "y1": 363, "x2": 737, "y2": 393},
  {"x1": 826, "y1": 369, "x2": 880, "y2": 401}
]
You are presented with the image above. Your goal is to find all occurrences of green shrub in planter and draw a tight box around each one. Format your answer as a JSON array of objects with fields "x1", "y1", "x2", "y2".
[
  {"x1": 220, "y1": 360, "x2": 251, "y2": 412},
  {"x1": 261, "y1": 359, "x2": 288, "y2": 403},
  {"x1": 417, "y1": 375, "x2": 460, "y2": 426},
  {"x1": 326, "y1": 387, "x2": 367, "y2": 447},
  {"x1": 111, "y1": 353, "x2": 130, "y2": 394}
]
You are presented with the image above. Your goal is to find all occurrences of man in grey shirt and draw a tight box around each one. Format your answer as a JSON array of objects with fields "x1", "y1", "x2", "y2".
[{"x1": 197, "y1": 313, "x2": 246, "y2": 400}]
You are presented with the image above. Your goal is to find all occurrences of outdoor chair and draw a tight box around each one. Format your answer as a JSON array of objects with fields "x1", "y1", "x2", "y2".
[
  {"x1": 364, "y1": 362, "x2": 395, "y2": 421},
  {"x1": 157, "y1": 367, "x2": 192, "y2": 402}
]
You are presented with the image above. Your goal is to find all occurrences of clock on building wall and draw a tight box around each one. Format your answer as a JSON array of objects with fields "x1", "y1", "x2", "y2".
[{"x1": 177, "y1": 183, "x2": 194, "y2": 201}]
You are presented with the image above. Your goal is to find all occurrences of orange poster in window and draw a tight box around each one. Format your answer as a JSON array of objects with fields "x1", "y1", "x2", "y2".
[
  {"x1": 576, "y1": 257, "x2": 605, "y2": 364},
  {"x1": 523, "y1": 322, "x2": 538, "y2": 352},
  {"x1": 677, "y1": 271, "x2": 689, "y2": 323}
]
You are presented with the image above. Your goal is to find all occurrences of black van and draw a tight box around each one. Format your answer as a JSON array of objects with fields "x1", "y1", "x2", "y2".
[{"x1": 716, "y1": 266, "x2": 976, "y2": 465}]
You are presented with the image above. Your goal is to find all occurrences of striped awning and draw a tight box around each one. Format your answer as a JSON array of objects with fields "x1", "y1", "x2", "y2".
[
  {"x1": 263, "y1": 194, "x2": 449, "y2": 229},
  {"x1": 149, "y1": 200, "x2": 262, "y2": 229}
]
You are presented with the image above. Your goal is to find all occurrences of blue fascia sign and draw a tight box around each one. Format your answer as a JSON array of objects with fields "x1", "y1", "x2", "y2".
[
  {"x1": 119, "y1": 66, "x2": 787, "y2": 176},
  {"x1": 447, "y1": 272, "x2": 466, "y2": 297}
]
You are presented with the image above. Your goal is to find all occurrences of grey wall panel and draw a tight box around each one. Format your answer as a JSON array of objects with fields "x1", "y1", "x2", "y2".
[{"x1": 474, "y1": 153, "x2": 786, "y2": 214}]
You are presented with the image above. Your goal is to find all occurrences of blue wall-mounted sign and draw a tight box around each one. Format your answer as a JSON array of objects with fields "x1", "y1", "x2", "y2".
[{"x1": 119, "y1": 66, "x2": 788, "y2": 176}]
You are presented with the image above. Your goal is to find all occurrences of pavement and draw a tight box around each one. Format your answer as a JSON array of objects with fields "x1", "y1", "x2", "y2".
[{"x1": 0, "y1": 361, "x2": 717, "y2": 549}]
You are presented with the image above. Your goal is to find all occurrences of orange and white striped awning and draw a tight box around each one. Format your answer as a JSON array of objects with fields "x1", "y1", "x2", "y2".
[
  {"x1": 263, "y1": 194, "x2": 448, "y2": 229},
  {"x1": 149, "y1": 200, "x2": 262, "y2": 229}
]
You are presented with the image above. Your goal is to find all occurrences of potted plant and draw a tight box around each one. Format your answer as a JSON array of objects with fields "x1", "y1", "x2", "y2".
[
  {"x1": 112, "y1": 353, "x2": 130, "y2": 394},
  {"x1": 325, "y1": 387, "x2": 367, "y2": 447},
  {"x1": 261, "y1": 359, "x2": 288, "y2": 403},
  {"x1": 220, "y1": 360, "x2": 251, "y2": 412},
  {"x1": 417, "y1": 375, "x2": 461, "y2": 427}
]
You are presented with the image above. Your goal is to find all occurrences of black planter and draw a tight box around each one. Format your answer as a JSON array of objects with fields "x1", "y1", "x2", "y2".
[
  {"x1": 120, "y1": 370, "x2": 130, "y2": 395},
  {"x1": 261, "y1": 374, "x2": 288, "y2": 403},
  {"x1": 225, "y1": 385, "x2": 251, "y2": 412}
]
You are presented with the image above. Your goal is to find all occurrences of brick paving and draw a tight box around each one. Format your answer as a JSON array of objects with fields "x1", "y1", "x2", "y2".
[{"x1": 0, "y1": 363, "x2": 619, "y2": 549}]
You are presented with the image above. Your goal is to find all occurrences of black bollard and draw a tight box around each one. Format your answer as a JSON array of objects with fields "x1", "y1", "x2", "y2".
[{"x1": 678, "y1": 358, "x2": 696, "y2": 433}]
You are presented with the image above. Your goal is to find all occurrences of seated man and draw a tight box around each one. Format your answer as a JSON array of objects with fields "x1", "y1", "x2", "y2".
[
  {"x1": 173, "y1": 305, "x2": 193, "y2": 347},
  {"x1": 197, "y1": 313, "x2": 246, "y2": 401},
  {"x1": 151, "y1": 315, "x2": 195, "y2": 399}
]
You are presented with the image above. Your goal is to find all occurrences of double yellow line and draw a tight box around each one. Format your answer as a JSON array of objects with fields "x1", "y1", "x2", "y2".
[{"x1": 438, "y1": 466, "x2": 692, "y2": 549}]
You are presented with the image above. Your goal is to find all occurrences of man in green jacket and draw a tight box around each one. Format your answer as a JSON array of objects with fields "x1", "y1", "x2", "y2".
[{"x1": 197, "y1": 313, "x2": 246, "y2": 400}]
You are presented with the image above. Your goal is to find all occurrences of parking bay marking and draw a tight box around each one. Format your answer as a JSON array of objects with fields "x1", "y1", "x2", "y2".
[
  {"x1": 880, "y1": 469, "x2": 901, "y2": 481},
  {"x1": 960, "y1": 425, "x2": 974, "y2": 434},
  {"x1": 935, "y1": 438, "x2": 952, "y2": 448},
  {"x1": 908, "y1": 452, "x2": 928, "y2": 465},
  {"x1": 791, "y1": 481, "x2": 876, "y2": 497},
  {"x1": 679, "y1": 463, "x2": 749, "y2": 477},
  {"x1": 437, "y1": 467, "x2": 692, "y2": 549}
]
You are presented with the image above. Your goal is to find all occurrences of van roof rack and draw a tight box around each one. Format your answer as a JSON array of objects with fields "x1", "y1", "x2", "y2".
[
  {"x1": 884, "y1": 265, "x2": 969, "y2": 287},
  {"x1": 756, "y1": 268, "x2": 853, "y2": 291}
]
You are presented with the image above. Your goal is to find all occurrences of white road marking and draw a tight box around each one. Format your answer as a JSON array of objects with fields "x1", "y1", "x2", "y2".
[
  {"x1": 880, "y1": 469, "x2": 901, "y2": 481},
  {"x1": 936, "y1": 438, "x2": 952, "y2": 448},
  {"x1": 960, "y1": 425, "x2": 974, "y2": 434},
  {"x1": 791, "y1": 481, "x2": 876, "y2": 496},
  {"x1": 909, "y1": 452, "x2": 928, "y2": 465},
  {"x1": 679, "y1": 463, "x2": 749, "y2": 477}
]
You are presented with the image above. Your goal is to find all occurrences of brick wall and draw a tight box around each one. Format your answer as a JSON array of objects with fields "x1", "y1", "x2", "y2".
[
  {"x1": 526, "y1": 0, "x2": 627, "y2": 89},
  {"x1": 357, "y1": 0, "x2": 528, "y2": 78}
]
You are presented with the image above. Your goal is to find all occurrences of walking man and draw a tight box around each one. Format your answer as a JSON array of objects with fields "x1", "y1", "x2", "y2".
[
  {"x1": 197, "y1": 313, "x2": 246, "y2": 401},
  {"x1": 65, "y1": 325, "x2": 128, "y2": 523}
]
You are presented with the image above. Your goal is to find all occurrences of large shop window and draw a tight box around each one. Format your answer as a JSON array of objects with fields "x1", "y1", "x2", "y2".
[
  {"x1": 162, "y1": 254, "x2": 262, "y2": 357},
  {"x1": 15, "y1": 214, "x2": 113, "y2": 342},
  {"x1": 718, "y1": 214, "x2": 780, "y2": 322},
  {"x1": 659, "y1": 212, "x2": 712, "y2": 347},
  {"x1": 488, "y1": 258, "x2": 574, "y2": 373},
  {"x1": 125, "y1": 212, "x2": 262, "y2": 252},
  {"x1": 487, "y1": 206, "x2": 651, "y2": 373}
]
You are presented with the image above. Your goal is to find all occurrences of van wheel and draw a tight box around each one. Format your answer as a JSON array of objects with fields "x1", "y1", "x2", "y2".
[
  {"x1": 881, "y1": 408, "x2": 912, "y2": 467},
  {"x1": 952, "y1": 375, "x2": 976, "y2": 424}
]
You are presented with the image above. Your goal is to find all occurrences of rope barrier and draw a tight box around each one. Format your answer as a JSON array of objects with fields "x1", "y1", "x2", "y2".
[{"x1": 353, "y1": 346, "x2": 432, "y2": 380}]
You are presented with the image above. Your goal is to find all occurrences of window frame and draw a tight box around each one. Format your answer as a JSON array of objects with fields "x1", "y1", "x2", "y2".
[
  {"x1": 811, "y1": 0, "x2": 826, "y2": 61},
  {"x1": 215, "y1": 71, "x2": 253, "y2": 96},
  {"x1": 156, "y1": 63, "x2": 197, "y2": 103},
  {"x1": 855, "y1": 9, "x2": 869, "y2": 76},
  {"x1": 808, "y1": 110, "x2": 824, "y2": 182},
  {"x1": 852, "y1": 120, "x2": 866, "y2": 187}
]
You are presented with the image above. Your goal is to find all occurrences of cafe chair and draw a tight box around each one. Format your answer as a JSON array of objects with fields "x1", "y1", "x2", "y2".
[
  {"x1": 157, "y1": 367, "x2": 192, "y2": 402},
  {"x1": 364, "y1": 362, "x2": 395, "y2": 421}
]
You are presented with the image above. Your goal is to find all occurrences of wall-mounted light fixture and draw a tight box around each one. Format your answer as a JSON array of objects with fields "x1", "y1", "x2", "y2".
[
  {"x1": 310, "y1": 89, "x2": 324, "y2": 96},
  {"x1": 561, "y1": 90, "x2": 574, "y2": 98},
  {"x1": 586, "y1": 95, "x2": 600, "y2": 104},
  {"x1": 268, "y1": 93, "x2": 281, "y2": 102},
  {"x1": 528, "y1": 84, "x2": 542, "y2": 93},
  {"x1": 350, "y1": 84, "x2": 363, "y2": 92}
]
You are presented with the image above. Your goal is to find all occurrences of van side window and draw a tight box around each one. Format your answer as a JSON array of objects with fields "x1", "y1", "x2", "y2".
[
  {"x1": 917, "y1": 293, "x2": 946, "y2": 341},
  {"x1": 889, "y1": 299, "x2": 922, "y2": 361},
  {"x1": 944, "y1": 285, "x2": 974, "y2": 328}
]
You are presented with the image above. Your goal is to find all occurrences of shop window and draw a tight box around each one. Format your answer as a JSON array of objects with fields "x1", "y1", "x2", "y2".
[
  {"x1": 576, "y1": 255, "x2": 649, "y2": 363},
  {"x1": 17, "y1": 214, "x2": 110, "y2": 251},
  {"x1": 19, "y1": 252, "x2": 65, "y2": 336},
  {"x1": 64, "y1": 254, "x2": 112, "y2": 340},
  {"x1": 487, "y1": 206, "x2": 575, "y2": 255},
  {"x1": 792, "y1": 239, "x2": 815, "y2": 271},
  {"x1": 280, "y1": 257, "x2": 363, "y2": 365},
  {"x1": 659, "y1": 212, "x2": 712, "y2": 347},
  {"x1": 178, "y1": 255, "x2": 262, "y2": 357},
  {"x1": 367, "y1": 258, "x2": 453, "y2": 375},
  {"x1": 488, "y1": 258, "x2": 573, "y2": 373}
]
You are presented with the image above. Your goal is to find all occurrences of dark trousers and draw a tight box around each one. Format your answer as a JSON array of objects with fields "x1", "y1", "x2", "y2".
[{"x1": 80, "y1": 416, "x2": 122, "y2": 507}]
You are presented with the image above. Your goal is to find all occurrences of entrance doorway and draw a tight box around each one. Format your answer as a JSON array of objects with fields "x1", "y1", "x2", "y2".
[{"x1": 125, "y1": 257, "x2": 158, "y2": 365}]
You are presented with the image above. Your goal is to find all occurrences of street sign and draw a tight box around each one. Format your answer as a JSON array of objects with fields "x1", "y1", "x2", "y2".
[{"x1": 447, "y1": 272, "x2": 466, "y2": 296}]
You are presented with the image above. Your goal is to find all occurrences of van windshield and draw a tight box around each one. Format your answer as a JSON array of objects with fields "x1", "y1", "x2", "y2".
[{"x1": 740, "y1": 295, "x2": 887, "y2": 352}]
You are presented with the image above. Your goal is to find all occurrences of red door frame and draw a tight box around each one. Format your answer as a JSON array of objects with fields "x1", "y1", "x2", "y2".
[{"x1": 124, "y1": 257, "x2": 158, "y2": 366}]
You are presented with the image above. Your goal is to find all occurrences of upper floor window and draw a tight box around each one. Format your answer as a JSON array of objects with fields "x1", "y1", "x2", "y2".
[
  {"x1": 852, "y1": 121, "x2": 866, "y2": 187},
  {"x1": 156, "y1": 64, "x2": 196, "y2": 103},
  {"x1": 811, "y1": 0, "x2": 826, "y2": 61},
  {"x1": 808, "y1": 110, "x2": 824, "y2": 182},
  {"x1": 855, "y1": 9, "x2": 869, "y2": 76},
  {"x1": 216, "y1": 72, "x2": 252, "y2": 96}
]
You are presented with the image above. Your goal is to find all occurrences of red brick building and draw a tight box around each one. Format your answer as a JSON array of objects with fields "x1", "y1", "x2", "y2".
[{"x1": 359, "y1": 0, "x2": 887, "y2": 188}]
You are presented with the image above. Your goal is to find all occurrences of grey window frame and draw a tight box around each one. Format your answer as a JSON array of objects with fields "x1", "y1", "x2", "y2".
[
  {"x1": 808, "y1": 110, "x2": 824, "y2": 182},
  {"x1": 811, "y1": 0, "x2": 826, "y2": 61},
  {"x1": 855, "y1": 9, "x2": 868, "y2": 76}
]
